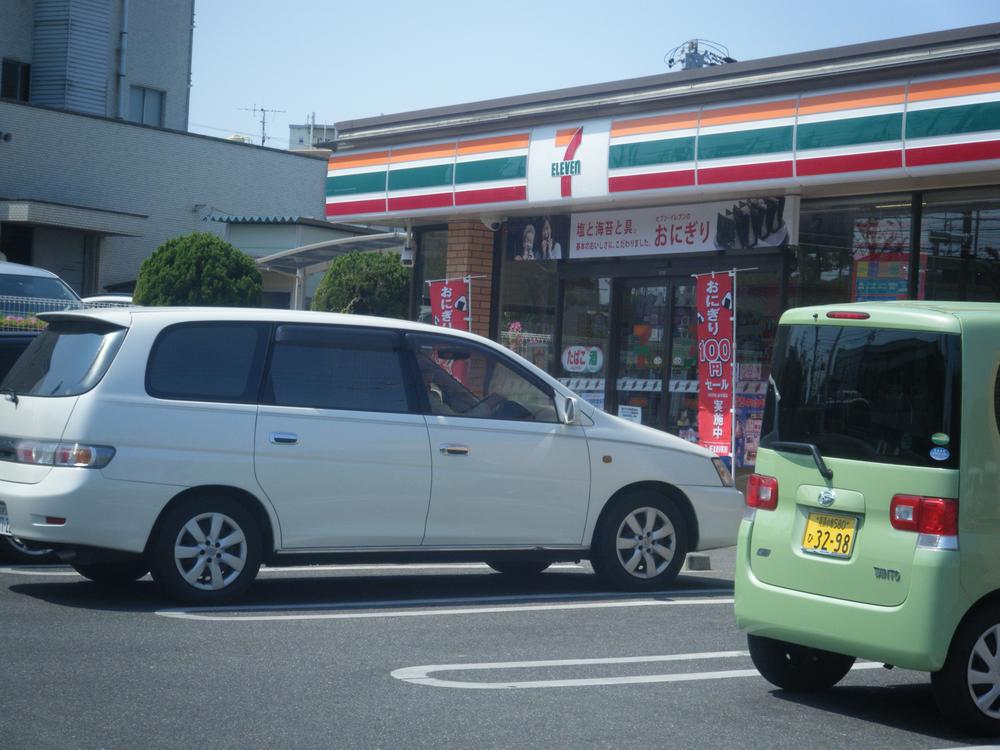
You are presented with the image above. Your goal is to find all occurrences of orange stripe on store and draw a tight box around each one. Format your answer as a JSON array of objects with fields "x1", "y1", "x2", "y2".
[
  {"x1": 798, "y1": 86, "x2": 906, "y2": 115},
  {"x1": 555, "y1": 127, "x2": 582, "y2": 146},
  {"x1": 457, "y1": 134, "x2": 530, "y2": 155},
  {"x1": 908, "y1": 72, "x2": 1000, "y2": 103},
  {"x1": 327, "y1": 151, "x2": 390, "y2": 170},
  {"x1": 611, "y1": 111, "x2": 700, "y2": 137},
  {"x1": 389, "y1": 142, "x2": 458, "y2": 164},
  {"x1": 699, "y1": 99, "x2": 797, "y2": 127}
]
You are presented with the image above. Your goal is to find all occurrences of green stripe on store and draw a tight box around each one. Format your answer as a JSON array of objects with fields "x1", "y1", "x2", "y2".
[
  {"x1": 796, "y1": 112, "x2": 902, "y2": 150},
  {"x1": 388, "y1": 163, "x2": 455, "y2": 191},
  {"x1": 697, "y1": 125, "x2": 793, "y2": 161},
  {"x1": 455, "y1": 156, "x2": 527, "y2": 185},
  {"x1": 326, "y1": 171, "x2": 386, "y2": 197},
  {"x1": 906, "y1": 100, "x2": 1000, "y2": 139},
  {"x1": 609, "y1": 137, "x2": 695, "y2": 169}
]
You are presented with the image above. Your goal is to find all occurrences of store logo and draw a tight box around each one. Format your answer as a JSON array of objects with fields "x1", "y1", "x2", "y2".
[{"x1": 551, "y1": 126, "x2": 583, "y2": 197}]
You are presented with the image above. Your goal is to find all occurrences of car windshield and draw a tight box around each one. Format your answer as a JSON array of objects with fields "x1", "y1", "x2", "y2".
[
  {"x1": 0, "y1": 273, "x2": 82, "y2": 304},
  {"x1": 1, "y1": 320, "x2": 127, "y2": 397},
  {"x1": 761, "y1": 324, "x2": 961, "y2": 469}
]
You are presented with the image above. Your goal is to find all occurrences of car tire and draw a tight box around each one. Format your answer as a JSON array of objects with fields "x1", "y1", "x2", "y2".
[
  {"x1": 747, "y1": 634, "x2": 856, "y2": 691},
  {"x1": 0, "y1": 535, "x2": 58, "y2": 564},
  {"x1": 486, "y1": 561, "x2": 551, "y2": 577},
  {"x1": 590, "y1": 490, "x2": 688, "y2": 592},
  {"x1": 71, "y1": 561, "x2": 149, "y2": 585},
  {"x1": 931, "y1": 605, "x2": 1000, "y2": 736},
  {"x1": 150, "y1": 494, "x2": 262, "y2": 606}
]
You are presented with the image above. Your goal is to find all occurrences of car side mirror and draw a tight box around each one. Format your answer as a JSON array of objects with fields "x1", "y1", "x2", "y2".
[{"x1": 555, "y1": 396, "x2": 577, "y2": 425}]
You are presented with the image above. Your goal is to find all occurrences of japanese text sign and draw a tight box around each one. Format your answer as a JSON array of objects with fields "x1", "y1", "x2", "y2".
[
  {"x1": 427, "y1": 277, "x2": 471, "y2": 332},
  {"x1": 696, "y1": 272, "x2": 734, "y2": 459}
]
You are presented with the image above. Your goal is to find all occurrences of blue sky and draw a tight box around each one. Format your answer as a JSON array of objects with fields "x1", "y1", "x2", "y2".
[{"x1": 188, "y1": 0, "x2": 1000, "y2": 147}]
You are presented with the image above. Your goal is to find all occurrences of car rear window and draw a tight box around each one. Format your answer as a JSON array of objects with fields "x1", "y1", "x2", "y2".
[
  {"x1": 762, "y1": 324, "x2": 961, "y2": 469},
  {"x1": 0, "y1": 273, "x2": 81, "y2": 303},
  {"x1": 146, "y1": 322, "x2": 270, "y2": 403},
  {"x1": 1, "y1": 320, "x2": 127, "y2": 397}
]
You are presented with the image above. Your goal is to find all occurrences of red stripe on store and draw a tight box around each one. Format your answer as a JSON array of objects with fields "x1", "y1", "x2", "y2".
[
  {"x1": 387, "y1": 193, "x2": 454, "y2": 211},
  {"x1": 325, "y1": 198, "x2": 387, "y2": 217},
  {"x1": 905, "y1": 140, "x2": 1000, "y2": 167},
  {"x1": 454, "y1": 185, "x2": 527, "y2": 205},
  {"x1": 608, "y1": 170, "x2": 696, "y2": 192},
  {"x1": 697, "y1": 161, "x2": 793, "y2": 184},
  {"x1": 796, "y1": 150, "x2": 902, "y2": 176}
]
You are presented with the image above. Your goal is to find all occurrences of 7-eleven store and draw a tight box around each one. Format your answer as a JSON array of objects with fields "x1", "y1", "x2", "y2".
[{"x1": 322, "y1": 24, "x2": 1000, "y2": 475}]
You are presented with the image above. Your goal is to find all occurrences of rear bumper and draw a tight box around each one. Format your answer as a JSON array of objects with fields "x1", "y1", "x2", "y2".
[
  {"x1": 1, "y1": 468, "x2": 183, "y2": 554},
  {"x1": 734, "y1": 519, "x2": 965, "y2": 672}
]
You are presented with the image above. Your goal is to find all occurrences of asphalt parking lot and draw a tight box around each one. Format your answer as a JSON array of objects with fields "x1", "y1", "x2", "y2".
[{"x1": 0, "y1": 548, "x2": 994, "y2": 750}]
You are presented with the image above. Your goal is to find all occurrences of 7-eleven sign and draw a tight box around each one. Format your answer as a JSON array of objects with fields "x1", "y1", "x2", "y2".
[{"x1": 527, "y1": 119, "x2": 610, "y2": 202}]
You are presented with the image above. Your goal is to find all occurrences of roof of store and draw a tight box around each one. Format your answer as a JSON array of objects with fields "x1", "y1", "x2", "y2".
[{"x1": 327, "y1": 23, "x2": 1000, "y2": 149}]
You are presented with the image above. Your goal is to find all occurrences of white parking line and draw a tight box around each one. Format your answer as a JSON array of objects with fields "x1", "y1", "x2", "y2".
[
  {"x1": 155, "y1": 590, "x2": 735, "y2": 622},
  {"x1": 391, "y1": 652, "x2": 885, "y2": 690},
  {"x1": 0, "y1": 562, "x2": 587, "y2": 578}
]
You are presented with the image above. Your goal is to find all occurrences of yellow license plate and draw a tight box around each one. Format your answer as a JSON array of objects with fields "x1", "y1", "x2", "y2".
[{"x1": 802, "y1": 512, "x2": 857, "y2": 558}]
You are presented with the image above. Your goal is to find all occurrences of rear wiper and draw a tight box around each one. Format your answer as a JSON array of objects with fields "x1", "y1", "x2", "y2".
[
  {"x1": 771, "y1": 441, "x2": 833, "y2": 481},
  {"x1": 1, "y1": 388, "x2": 18, "y2": 406}
]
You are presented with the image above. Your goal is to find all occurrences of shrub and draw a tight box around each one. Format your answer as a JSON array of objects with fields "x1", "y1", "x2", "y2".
[
  {"x1": 311, "y1": 251, "x2": 409, "y2": 318},
  {"x1": 133, "y1": 232, "x2": 262, "y2": 307}
]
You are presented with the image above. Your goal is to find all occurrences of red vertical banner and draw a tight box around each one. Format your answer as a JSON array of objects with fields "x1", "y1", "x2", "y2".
[
  {"x1": 696, "y1": 272, "x2": 735, "y2": 460},
  {"x1": 427, "y1": 277, "x2": 471, "y2": 332}
]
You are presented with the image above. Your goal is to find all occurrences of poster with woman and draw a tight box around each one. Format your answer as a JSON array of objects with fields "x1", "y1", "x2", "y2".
[{"x1": 506, "y1": 216, "x2": 569, "y2": 261}]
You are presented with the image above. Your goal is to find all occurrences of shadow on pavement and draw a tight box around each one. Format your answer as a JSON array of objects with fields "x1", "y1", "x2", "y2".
[
  {"x1": 771, "y1": 682, "x2": 979, "y2": 744},
  {"x1": 6, "y1": 566, "x2": 733, "y2": 613}
]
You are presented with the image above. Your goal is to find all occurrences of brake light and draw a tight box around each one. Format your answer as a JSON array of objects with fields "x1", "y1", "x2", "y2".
[
  {"x1": 890, "y1": 495, "x2": 958, "y2": 535},
  {"x1": 826, "y1": 311, "x2": 870, "y2": 320},
  {"x1": 6, "y1": 439, "x2": 115, "y2": 468},
  {"x1": 747, "y1": 474, "x2": 778, "y2": 511}
]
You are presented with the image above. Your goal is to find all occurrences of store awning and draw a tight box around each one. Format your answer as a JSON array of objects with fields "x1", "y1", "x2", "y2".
[
  {"x1": 254, "y1": 231, "x2": 407, "y2": 275},
  {"x1": 0, "y1": 198, "x2": 146, "y2": 237}
]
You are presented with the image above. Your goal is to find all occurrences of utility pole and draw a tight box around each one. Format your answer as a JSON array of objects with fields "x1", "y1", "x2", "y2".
[{"x1": 240, "y1": 104, "x2": 286, "y2": 146}]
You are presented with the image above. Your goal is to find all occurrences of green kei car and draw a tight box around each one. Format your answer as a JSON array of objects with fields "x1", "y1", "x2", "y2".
[{"x1": 734, "y1": 301, "x2": 1000, "y2": 735}]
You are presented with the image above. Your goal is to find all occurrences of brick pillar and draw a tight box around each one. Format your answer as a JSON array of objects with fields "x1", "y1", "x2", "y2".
[{"x1": 445, "y1": 221, "x2": 495, "y2": 338}]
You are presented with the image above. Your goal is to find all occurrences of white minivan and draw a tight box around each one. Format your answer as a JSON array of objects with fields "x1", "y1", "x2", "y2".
[{"x1": 0, "y1": 308, "x2": 742, "y2": 603}]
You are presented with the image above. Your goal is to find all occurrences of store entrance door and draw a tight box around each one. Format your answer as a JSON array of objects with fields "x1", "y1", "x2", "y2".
[{"x1": 612, "y1": 279, "x2": 698, "y2": 435}]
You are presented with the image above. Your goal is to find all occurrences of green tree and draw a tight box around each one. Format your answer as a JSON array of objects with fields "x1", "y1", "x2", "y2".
[
  {"x1": 133, "y1": 232, "x2": 262, "y2": 307},
  {"x1": 311, "y1": 251, "x2": 410, "y2": 318}
]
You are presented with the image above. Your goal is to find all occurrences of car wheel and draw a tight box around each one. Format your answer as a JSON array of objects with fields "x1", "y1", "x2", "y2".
[
  {"x1": 590, "y1": 491, "x2": 688, "y2": 591},
  {"x1": 0, "y1": 535, "x2": 58, "y2": 564},
  {"x1": 487, "y1": 561, "x2": 551, "y2": 577},
  {"x1": 747, "y1": 634, "x2": 856, "y2": 691},
  {"x1": 931, "y1": 606, "x2": 1000, "y2": 735},
  {"x1": 150, "y1": 494, "x2": 262, "y2": 605},
  {"x1": 71, "y1": 561, "x2": 149, "y2": 585}
]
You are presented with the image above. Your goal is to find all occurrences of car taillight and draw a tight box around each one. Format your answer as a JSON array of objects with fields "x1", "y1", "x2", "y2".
[
  {"x1": 7, "y1": 439, "x2": 115, "y2": 468},
  {"x1": 890, "y1": 495, "x2": 958, "y2": 547},
  {"x1": 747, "y1": 474, "x2": 778, "y2": 511}
]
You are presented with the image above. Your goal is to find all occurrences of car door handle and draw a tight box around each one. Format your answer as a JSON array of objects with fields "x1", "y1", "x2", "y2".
[
  {"x1": 269, "y1": 432, "x2": 299, "y2": 445},
  {"x1": 439, "y1": 443, "x2": 469, "y2": 456}
]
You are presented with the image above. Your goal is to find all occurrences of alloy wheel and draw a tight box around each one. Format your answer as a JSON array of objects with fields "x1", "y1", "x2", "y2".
[
  {"x1": 615, "y1": 506, "x2": 676, "y2": 579},
  {"x1": 173, "y1": 512, "x2": 247, "y2": 591},
  {"x1": 967, "y1": 623, "x2": 1000, "y2": 719}
]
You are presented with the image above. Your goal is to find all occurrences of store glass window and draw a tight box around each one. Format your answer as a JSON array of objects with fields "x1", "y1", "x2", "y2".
[
  {"x1": 920, "y1": 187, "x2": 1000, "y2": 302},
  {"x1": 497, "y1": 217, "x2": 566, "y2": 372},
  {"x1": 791, "y1": 195, "x2": 913, "y2": 307},
  {"x1": 558, "y1": 277, "x2": 611, "y2": 410},
  {"x1": 415, "y1": 229, "x2": 448, "y2": 324}
]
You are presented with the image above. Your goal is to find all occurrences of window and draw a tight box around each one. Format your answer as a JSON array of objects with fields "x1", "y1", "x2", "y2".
[
  {"x1": 558, "y1": 277, "x2": 610, "y2": 410},
  {"x1": 1, "y1": 59, "x2": 30, "y2": 102},
  {"x1": 408, "y1": 333, "x2": 557, "y2": 422},
  {"x1": 497, "y1": 217, "x2": 564, "y2": 371},
  {"x1": 2, "y1": 321, "x2": 126, "y2": 397},
  {"x1": 263, "y1": 325, "x2": 409, "y2": 413},
  {"x1": 414, "y1": 230, "x2": 447, "y2": 324},
  {"x1": 920, "y1": 187, "x2": 1000, "y2": 302},
  {"x1": 146, "y1": 322, "x2": 269, "y2": 402},
  {"x1": 128, "y1": 86, "x2": 165, "y2": 127},
  {"x1": 792, "y1": 195, "x2": 913, "y2": 306}
]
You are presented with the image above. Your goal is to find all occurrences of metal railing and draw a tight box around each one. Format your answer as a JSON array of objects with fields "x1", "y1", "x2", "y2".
[{"x1": 0, "y1": 295, "x2": 132, "y2": 333}]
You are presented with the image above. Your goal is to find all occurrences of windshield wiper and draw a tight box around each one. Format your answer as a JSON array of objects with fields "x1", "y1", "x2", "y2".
[{"x1": 771, "y1": 441, "x2": 833, "y2": 481}]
